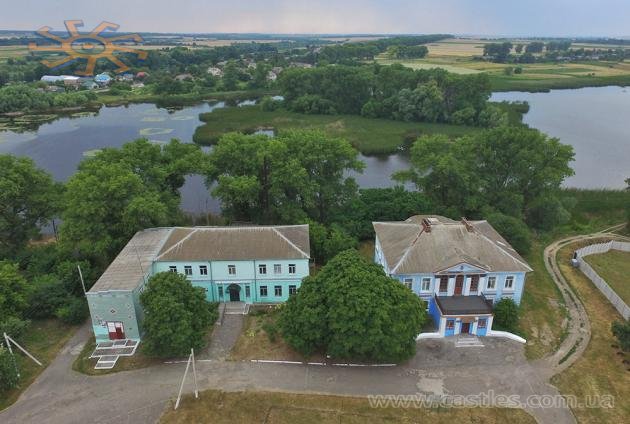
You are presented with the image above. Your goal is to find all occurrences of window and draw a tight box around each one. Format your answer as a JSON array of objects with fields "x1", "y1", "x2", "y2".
[
  {"x1": 184, "y1": 265, "x2": 192, "y2": 276},
  {"x1": 260, "y1": 286, "x2": 268, "y2": 297},
  {"x1": 228, "y1": 265, "x2": 236, "y2": 275},
  {"x1": 258, "y1": 264, "x2": 267, "y2": 275},
  {"x1": 486, "y1": 276, "x2": 496, "y2": 290},
  {"x1": 439, "y1": 276, "x2": 449, "y2": 293},
  {"x1": 288, "y1": 264, "x2": 296, "y2": 274},
  {"x1": 446, "y1": 320, "x2": 455, "y2": 330},
  {"x1": 274, "y1": 264, "x2": 282, "y2": 274},
  {"x1": 505, "y1": 276, "x2": 514, "y2": 290},
  {"x1": 289, "y1": 285, "x2": 297, "y2": 295},
  {"x1": 274, "y1": 285, "x2": 282, "y2": 296},
  {"x1": 478, "y1": 318, "x2": 487, "y2": 329},
  {"x1": 218, "y1": 286, "x2": 223, "y2": 298},
  {"x1": 199, "y1": 265, "x2": 208, "y2": 276},
  {"x1": 470, "y1": 275, "x2": 479, "y2": 293},
  {"x1": 403, "y1": 278, "x2": 413, "y2": 290},
  {"x1": 245, "y1": 285, "x2": 251, "y2": 298},
  {"x1": 421, "y1": 278, "x2": 431, "y2": 292},
  {"x1": 168, "y1": 266, "x2": 177, "y2": 273}
]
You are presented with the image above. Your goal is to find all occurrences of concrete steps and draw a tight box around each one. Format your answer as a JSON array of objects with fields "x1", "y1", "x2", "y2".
[{"x1": 455, "y1": 336, "x2": 485, "y2": 348}]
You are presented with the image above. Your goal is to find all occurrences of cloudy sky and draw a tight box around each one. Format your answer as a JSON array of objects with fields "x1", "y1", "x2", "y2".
[{"x1": 2, "y1": 0, "x2": 629, "y2": 37}]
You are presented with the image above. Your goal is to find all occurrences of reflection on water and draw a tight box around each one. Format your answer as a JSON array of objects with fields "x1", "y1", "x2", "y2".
[
  {"x1": 491, "y1": 86, "x2": 630, "y2": 189},
  {"x1": 0, "y1": 101, "x2": 412, "y2": 214}
]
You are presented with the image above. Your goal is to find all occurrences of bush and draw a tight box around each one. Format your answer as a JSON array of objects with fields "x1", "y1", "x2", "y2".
[
  {"x1": 612, "y1": 320, "x2": 630, "y2": 351},
  {"x1": 259, "y1": 96, "x2": 282, "y2": 111},
  {"x1": 309, "y1": 221, "x2": 358, "y2": 264},
  {"x1": 27, "y1": 274, "x2": 68, "y2": 319},
  {"x1": 493, "y1": 298, "x2": 519, "y2": 333},
  {"x1": 291, "y1": 95, "x2": 337, "y2": 115},
  {"x1": 486, "y1": 213, "x2": 532, "y2": 255},
  {"x1": 0, "y1": 346, "x2": 19, "y2": 391},
  {"x1": 0, "y1": 316, "x2": 31, "y2": 340},
  {"x1": 526, "y1": 195, "x2": 571, "y2": 231},
  {"x1": 450, "y1": 106, "x2": 477, "y2": 126},
  {"x1": 54, "y1": 297, "x2": 89, "y2": 325},
  {"x1": 262, "y1": 321, "x2": 279, "y2": 343}
]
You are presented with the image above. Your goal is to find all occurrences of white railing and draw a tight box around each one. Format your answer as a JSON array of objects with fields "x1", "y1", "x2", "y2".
[{"x1": 575, "y1": 241, "x2": 630, "y2": 320}]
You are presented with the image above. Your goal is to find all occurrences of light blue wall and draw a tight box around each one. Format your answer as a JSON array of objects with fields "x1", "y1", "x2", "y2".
[{"x1": 87, "y1": 290, "x2": 142, "y2": 342}]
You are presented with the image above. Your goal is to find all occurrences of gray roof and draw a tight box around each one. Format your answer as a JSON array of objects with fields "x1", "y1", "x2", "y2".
[
  {"x1": 373, "y1": 215, "x2": 532, "y2": 275},
  {"x1": 89, "y1": 228, "x2": 173, "y2": 293},
  {"x1": 89, "y1": 225, "x2": 310, "y2": 293},
  {"x1": 435, "y1": 295, "x2": 493, "y2": 316},
  {"x1": 155, "y1": 225, "x2": 310, "y2": 261}
]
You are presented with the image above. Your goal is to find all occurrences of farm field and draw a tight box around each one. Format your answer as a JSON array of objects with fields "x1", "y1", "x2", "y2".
[
  {"x1": 160, "y1": 389, "x2": 536, "y2": 424},
  {"x1": 0, "y1": 45, "x2": 29, "y2": 59},
  {"x1": 585, "y1": 250, "x2": 630, "y2": 305},
  {"x1": 376, "y1": 38, "x2": 630, "y2": 91},
  {"x1": 193, "y1": 105, "x2": 479, "y2": 155}
]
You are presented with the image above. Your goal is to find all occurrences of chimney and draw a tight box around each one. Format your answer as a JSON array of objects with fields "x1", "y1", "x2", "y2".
[
  {"x1": 421, "y1": 218, "x2": 432, "y2": 233},
  {"x1": 461, "y1": 217, "x2": 474, "y2": 232}
]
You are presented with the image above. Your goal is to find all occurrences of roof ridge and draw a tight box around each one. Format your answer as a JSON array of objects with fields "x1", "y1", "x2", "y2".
[
  {"x1": 473, "y1": 227, "x2": 533, "y2": 272},
  {"x1": 155, "y1": 228, "x2": 198, "y2": 260},
  {"x1": 391, "y1": 227, "x2": 425, "y2": 274},
  {"x1": 272, "y1": 227, "x2": 310, "y2": 259}
]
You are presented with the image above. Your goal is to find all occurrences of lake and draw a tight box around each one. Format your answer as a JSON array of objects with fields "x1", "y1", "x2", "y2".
[
  {"x1": 492, "y1": 86, "x2": 630, "y2": 189},
  {"x1": 0, "y1": 86, "x2": 627, "y2": 216},
  {"x1": 0, "y1": 101, "x2": 410, "y2": 214}
]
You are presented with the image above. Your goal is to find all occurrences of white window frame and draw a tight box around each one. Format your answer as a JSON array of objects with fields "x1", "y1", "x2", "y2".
[
  {"x1": 199, "y1": 265, "x2": 208, "y2": 276},
  {"x1": 258, "y1": 264, "x2": 267, "y2": 275},
  {"x1": 403, "y1": 278, "x2": 413, "y2": 290},
  {"x1": 504, "y1": 276, "x2": 515, "y2": 290},
  {"x1": 486, "y1": 276, "x2": 496, "y2": 291},
  {"x1": 184, "y1": 265, "x2": 192, "y2": 276},
  {"x1": 421, "y1": 277, "x2": 431, "y2": 292},
  {"x1": 274, "y1": 285, "x2": 282, "y2": 296},
  {"x1": 168, "y1": 266, "x2": 177, "y2": 273},
  {"x1": 274, "y1": 264, "x2": 282, "y2": 274},
  {"x1": 228, "y1": 264, "x2": 236, "y2": 275},
  {"x1": 289, "y1": 285, "x2": 297, "y2": 295},
  {"x1": 288, "y1": 264, "x2": 296, "y2": 274},
  {"x1": 260, "y1": 285, "x2": 268, "y2": 297}
]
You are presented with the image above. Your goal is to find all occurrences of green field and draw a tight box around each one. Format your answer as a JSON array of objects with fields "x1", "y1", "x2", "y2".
[
  {"x1": 376, "y1": 38, "x2": 630, "y2": 92},
  {"x1": 585, "y1": 250, "x2": 630, "y2": 305},
  {"x1": 160, "y1": 389, "x2": 536, "y2": 424},
  {"x1": 193, "y1": 106, "x2": 479, "y2": 155}
]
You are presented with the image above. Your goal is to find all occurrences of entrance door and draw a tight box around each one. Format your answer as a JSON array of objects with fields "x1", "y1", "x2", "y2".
[
  {"x1": 454, "y1": 275, "x2": 464, "y2": 295},
  {"x1": 461, "y1": 322, "x2": 470, "y2": 334},
  {"x1": 107, "y1": 322, "x2": 125, "y2": 340},
  {"x1": 228, "y1": 284, "x2": 241, "y2": 302}
]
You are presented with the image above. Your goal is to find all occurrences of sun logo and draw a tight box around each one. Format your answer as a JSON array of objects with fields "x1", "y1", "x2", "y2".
[{"x1": 29, "y1": 20, "x2": 147, "y2": 76}]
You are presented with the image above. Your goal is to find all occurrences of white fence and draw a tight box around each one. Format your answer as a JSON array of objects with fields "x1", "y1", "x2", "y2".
[{"x1": 575, "y1": 241, "x2": 630, "y2": 320}]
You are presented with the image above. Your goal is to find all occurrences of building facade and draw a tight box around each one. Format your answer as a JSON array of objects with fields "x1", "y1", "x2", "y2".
[
  {"x1": 87, "y1": 225, "x2": 310, "y2": 342},
  {"x1": 373, "y1": 216, "x2": 531, "y2": 337}
]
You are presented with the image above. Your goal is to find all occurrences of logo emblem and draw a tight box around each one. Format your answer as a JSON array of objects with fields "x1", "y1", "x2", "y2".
[{"x1": 29, "y1": 20, "x2": 147, "y2": 76}]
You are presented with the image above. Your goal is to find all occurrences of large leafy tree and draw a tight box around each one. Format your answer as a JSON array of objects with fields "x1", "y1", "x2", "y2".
[
  {"x1": 0, "y1": 261, "x2": 29, "y2": 318},
  {"x1": 60, "y1": 139, "x2": 202, "y2": 262},
  {"x1": 395, "y1": 127, "x2": 574, "y2": 228},
  {"x1": 140, "y1": 272, "x2": 214, "y2": 357},
  {"x1": 280, "y1": 250, "x2": 426, "y2": 362},
  {"x1": 0, "y1": 155, "x2": 60, "y2": 258},
  {"x1": 207, "y1": 130, "x2": 364, "y2": 224}
]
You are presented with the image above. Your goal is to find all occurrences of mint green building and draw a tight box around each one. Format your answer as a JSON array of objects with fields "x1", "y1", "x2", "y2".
[{"x1": 87, "y1": 225, "x2": 310, "y2": 342}]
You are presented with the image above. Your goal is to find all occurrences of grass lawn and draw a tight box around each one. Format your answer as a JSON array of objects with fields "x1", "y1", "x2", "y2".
[
  {"x1": 72, "y1": 336, "x2": 162, "y2": 376},
  {"x1": 230, "y1": 307, "x2": 315, "y2": 362},
  {"x1": 551, "y1": 240, "x2": 630, "y2": 423},
  {"x1": 160, "y1": 389, "x2": 536, "y2": 423},
  {"x1": 193, "y1": 106, "x2": 478, "y2": 155},
  {"x1": 585, "y1": 250, "x2": 630, "y2": 305},
  {"x1": 0, "y1": 319, "x2": 78, "y2": 410}
]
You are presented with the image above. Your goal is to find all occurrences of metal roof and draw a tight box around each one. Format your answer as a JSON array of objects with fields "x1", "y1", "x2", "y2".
[
  {"x1": 373, "y1": 215, "x2": 532, "y2": 275},
  {"x1": 435, "y1": 295, "x2": 493, "y2": 316},
  {"x1": 88, "y1": 225, "x2": 310, "y2": 293},
  {"x1": 156, "y1": 225, "x2": 310, "y2": 261}
]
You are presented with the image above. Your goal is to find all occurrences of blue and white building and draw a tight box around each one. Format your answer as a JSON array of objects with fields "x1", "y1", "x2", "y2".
[
  {"x1": 373, "y1": 216, "x2": 532, "y2": 337},
  {"x1": 87, "y1": 225, "x2": 310, "y2": 342}
]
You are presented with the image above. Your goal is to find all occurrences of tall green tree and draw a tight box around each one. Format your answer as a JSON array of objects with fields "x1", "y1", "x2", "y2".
[
  {"x1": 60, "y1": 139, "x2": 201, "y2": 262},
  {"x1": 140, "y1": 272, "x2": 214, "y2": 357},
  {"x1": 222, "y1": 61, "x2": 239, "y2": 91},
  {"x1": 0, "y1": 155, "x2": 60, "y2": 258},
  {"x1": 280, "y1": 250, "x2": 426, "y2": 362},
  {"x1": 0, "y1": 261, "x2": 29, "y2": 319}
]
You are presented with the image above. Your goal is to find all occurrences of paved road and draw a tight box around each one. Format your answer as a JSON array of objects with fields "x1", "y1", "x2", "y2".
[{"x1": 0, "y1": 322, "x2": 573, "y2": 424}]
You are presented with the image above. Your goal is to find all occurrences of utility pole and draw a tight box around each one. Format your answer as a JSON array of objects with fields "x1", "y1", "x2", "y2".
[
  {"x1": 174, "y1": 348, "x2": 199, "y2": 410},
  {"x1": 3, "y1": 332, "x2": 43, "y2": 378},
  {"x1": 77, "y1": 264, "x2": 87, "y2": 295}
]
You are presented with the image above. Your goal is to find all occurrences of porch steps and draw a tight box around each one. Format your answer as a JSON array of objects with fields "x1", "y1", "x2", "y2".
[
  {"x1": 94, "y1": 355, "x2": 119, "y2": 369},
  {"x1": 224, "y1": 302, "x2": 249, "y2": 315},
  {"x1": 455, "y1": 337, "x2": 485, "y2": 348}
]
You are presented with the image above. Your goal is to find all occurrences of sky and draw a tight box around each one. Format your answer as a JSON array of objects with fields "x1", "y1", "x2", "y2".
[{"x1": 1, "y1": 0, "x2": 629, "y2": 37}]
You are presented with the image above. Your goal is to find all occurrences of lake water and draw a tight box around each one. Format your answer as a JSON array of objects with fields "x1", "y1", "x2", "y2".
[
  {"x1": 0, "y1": 101, "x2": 409, "y2": 214},
  {"x1": 0, "y1": 86, "x2": 626, "y2": 216},
  {"x1": 491, "y1": 86, "x2": 630, "y2": 189}
]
